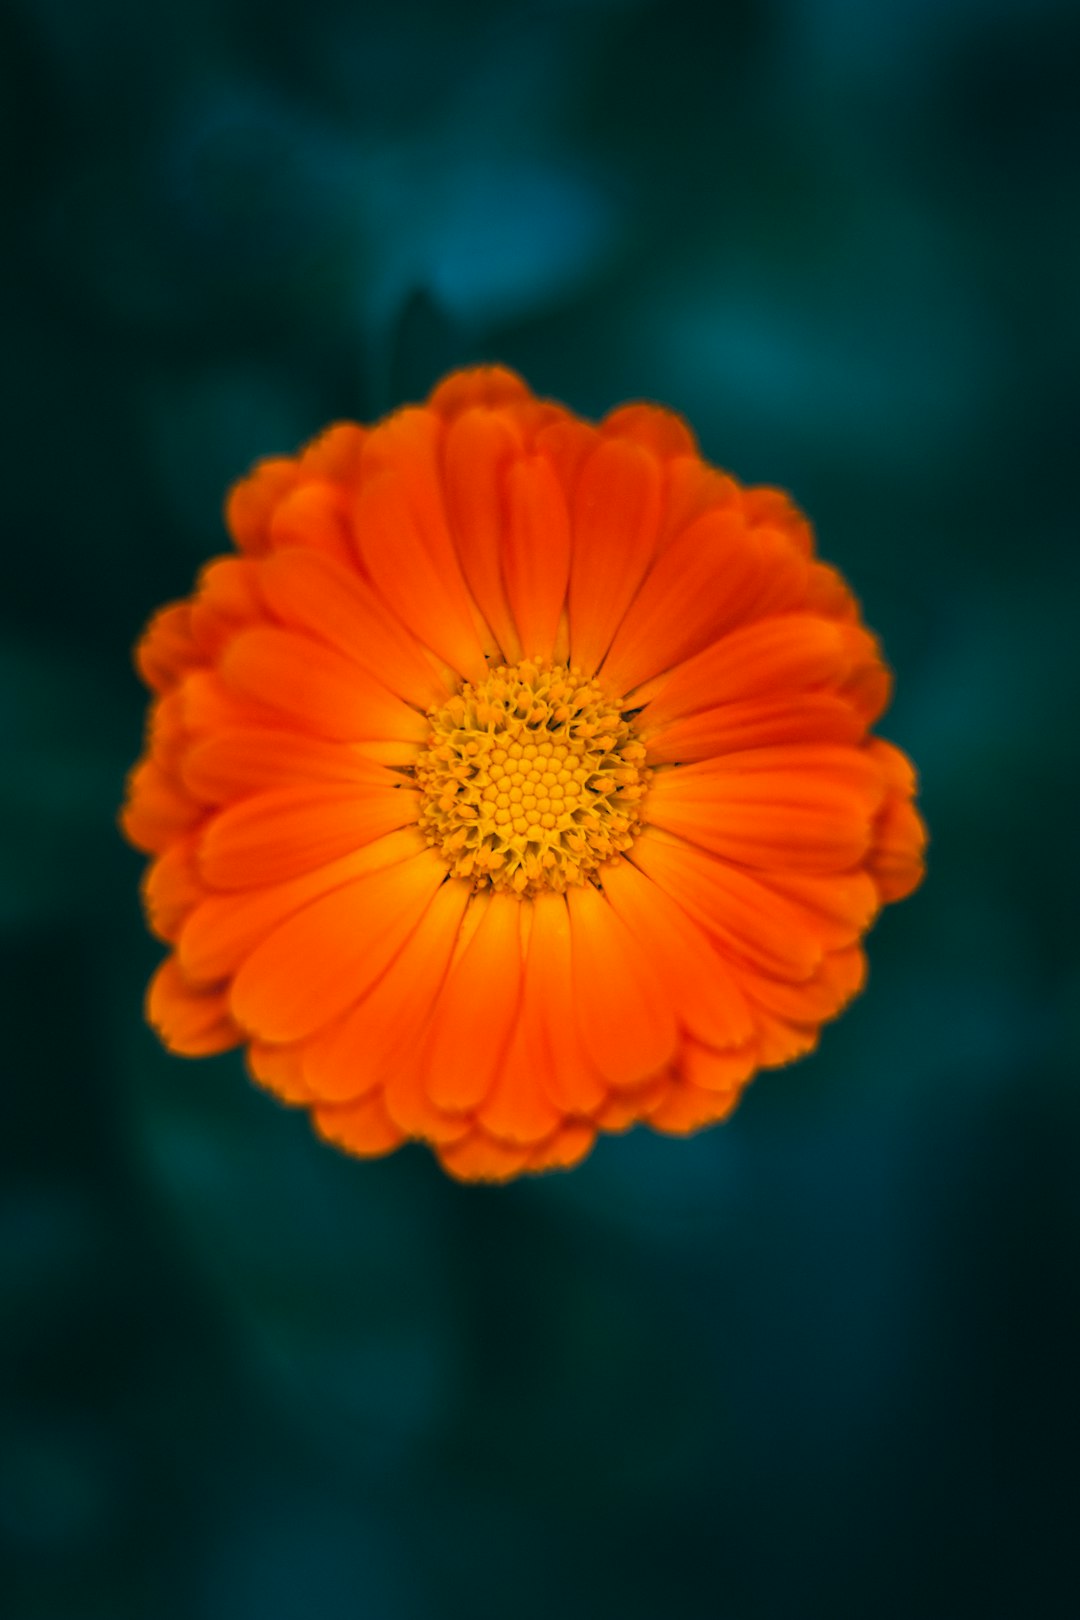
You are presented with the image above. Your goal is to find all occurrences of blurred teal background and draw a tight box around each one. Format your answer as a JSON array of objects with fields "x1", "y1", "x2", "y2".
[{"x1": 3, "y1": 0, "x2": 1078, "y2": 1616}]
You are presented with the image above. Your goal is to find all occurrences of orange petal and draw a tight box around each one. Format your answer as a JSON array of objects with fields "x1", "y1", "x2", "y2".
[
  {"x1": 865, "y1": 739, "x2": 927, "y2": 902},
  {"x1": 178, "y1": 670, "x2": 285, "y2": 737},
  {"x1": 654, "y1": 741, "x2": 886, "y2": 801},
  {"x1": 297, "y1": 422, "x2": 368, "y2": 484},
  {"x1": 354, "y1": 409, "x2": 489, "y2": 677},
  {"x1": 436, "y1": 1130, "x2": 534, "y2": 1183},
  {"x1": 647, "y1": 1075, "x2": 743, "y2": 1135},
  {"x1": 600, "y1": 508, "x2": 756, "y2": 694},
  {"x1": 566, "y1": 883, "x2": 678, "y2": 1087},
  {"x1": 188, "y1": 558, "x2": 265, "y2": 661},
  {"x1": 642, "y1": 693, "x2": 865, "y2": 765},
  {"x1": 306, "y1": 876, "x2": 471, "y2": 1104},
  {"x1": 657, "y1": 457, "x2": 742, "y2": 546},
  {"x1": 268, "y1": 482, "x2": 355, "y2": 566},
  {"x1": 136, "y1": 603, "x2": 203, "y2": 693},
  {"x1": 179, "y1": 828, "x2": 425, "y2": 985},
  {"x1": 532, "y1": 417, "x2": 598, "y2": 492},
  {"x1": 182, "y1": 729, "x2": 391, "y2": 804},
  {"x1": 383, "y1": 1048, "x2": 473, "y2": 1144},
  {"x1": 569, "y1": 438, "x2": 663, "y2": 676},
  {"x1": 643, "y1": 784, "x2": 871, "y2": 874},
  {"x1": 630, "y1": 830, "x2": 824, "y2": 980},
  {"x1": 601, "y1": 402, "x2": 698, "y2": 459},
  {"x1": 256, "y1": 547, "x2": 448, "y2": 709},
  {"x1": 525, "y1": 1121, "x2": 596, "y2": 1175},
  {"x1": 121, "y1": 759, "x2": 204, "y2": 854},
  {"x1": 178, "y1": 673, "x2": 418, "y2": 769},
  {"x1": 742, "y1": 486, "x2": 815, "y2": 557},
  {"x1": 428, "y1": 366, "x2": 532, "y2": 417},
  {"x1": 682, "y1": 1041, "x2": 757, "y2": 1093},
  {"x1": 229, "y1": 850, "x2": 445, "y2": 1044},
  {"x1": 142, "y1": 835, "x2": 205, "y2": 942},
  {"x1": 869, "y1": 794, "x2": 926, "y2": 903},
  {"x1": 351, "y1": 469, "x2": 489, "y2": 679},
  {"x1": 505, "y1": 399, "x2": 569, "y2": 443},
  {"x1": 839, "y1": 648, "x2": 892, "y2": 725},
  {"x1": 502, "y1": 454, "x2": 571, "y2": 664},
  {"x1": 313, "y1": 1091, "x2": 405, "y2": 1159},
  {"x1": 197, "y1": 782, "x2": 420, "y2": 889},
  {"x1": 591, "y1": 1077, "x2": 667, "y2": 1131},
  {"x1": 519, "y1": 892, "x2": 609, "y2": 1118},
  {"x1": 598, "y1": 856, "x2": 755, "y2": 1049},
  {"x1": 804, "y1": 560, "x2": 859, "y2": 622},
  {"x1": 754, "y1": 1011, "x2": 820, "y2": 1068},
  {"x1": 604, "y1": 517, "x2": 811, "y2": 696},
  {"x1": 246, "y1": 1041, "x2": 312, "y2": 1104},
  {"x1": 147, "y1": 690, "x2": 189, "y2": 776},
  {"x1": 443, "y1": 408, "x2": 525, "y2": 663},
  {"x1": 741, "y1": 945, "x2": 866, "y2": 1026},
  {"x1": 225, "y1": 459, "x2": 301, "y2": 555},
  {"x1": 477, "y1": 1016, "x2": 565, "y2": 1146},
  {"x1": 644, "y1": 748, "x2": 883, "y2": 874},
  {"x1": 756, "y1": 868, "x2": 880, "y2": 952},
  {"x1": 422, "y1": 892, "x2": 523, "y2": 1113},
  {"x1": 221, "y1": 627, "x2": 429, "y2": 745},
  {"x1": 636, "y1": 615, "x2": 881, "y2": 726},
  {"x1": 146, "y1": 956, "x2": 241, "y2": 1056}
]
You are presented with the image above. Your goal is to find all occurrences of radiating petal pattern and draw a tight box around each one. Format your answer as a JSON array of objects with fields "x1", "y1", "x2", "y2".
[{"x1": 121, "y1": 366, "x2": 925, "y2": 1182}]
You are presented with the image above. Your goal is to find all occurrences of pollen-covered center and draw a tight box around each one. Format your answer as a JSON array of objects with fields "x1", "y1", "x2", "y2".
[{"x1": 414, "y1": 660, "x2": 650, "y2": 897}]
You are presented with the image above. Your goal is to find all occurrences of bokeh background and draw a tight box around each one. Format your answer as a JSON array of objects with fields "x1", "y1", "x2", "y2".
[{"x1": 3, "y1": 0, "x2": 1079, "y2": 1615}]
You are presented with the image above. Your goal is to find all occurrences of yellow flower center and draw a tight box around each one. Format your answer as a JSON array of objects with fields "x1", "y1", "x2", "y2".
[{"x1": 414, "y1": 660, "x2": 650, "y2": 897}]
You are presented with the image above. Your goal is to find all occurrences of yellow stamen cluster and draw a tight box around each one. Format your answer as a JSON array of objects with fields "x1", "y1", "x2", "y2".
[{"x1": 414, "y1": 660, "x2": 650, "y2": 897}]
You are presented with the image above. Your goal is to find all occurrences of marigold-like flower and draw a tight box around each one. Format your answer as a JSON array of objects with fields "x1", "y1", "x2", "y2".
[{"x1": 121, "y1": 366, "x2": 925, "y2": 1182}]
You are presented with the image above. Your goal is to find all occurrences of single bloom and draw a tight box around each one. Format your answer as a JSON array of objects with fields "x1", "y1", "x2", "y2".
[{"x1": 121, "y1": 366, "x2": 926, "y2": 1182}]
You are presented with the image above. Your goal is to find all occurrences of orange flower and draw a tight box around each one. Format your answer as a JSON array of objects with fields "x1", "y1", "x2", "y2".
[{"x1": 121, "y1": 366, "x2": 925, "y2": 1182}]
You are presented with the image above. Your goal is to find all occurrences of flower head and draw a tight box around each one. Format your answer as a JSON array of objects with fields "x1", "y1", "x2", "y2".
[{"x1": 121, "y1": 366, "x2": 925, "y2": 1182}]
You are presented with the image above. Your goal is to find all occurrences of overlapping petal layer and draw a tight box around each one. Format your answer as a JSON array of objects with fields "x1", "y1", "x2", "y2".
[{"x1": 122, "y1": 366, "x2": 926, "y2": 1182}]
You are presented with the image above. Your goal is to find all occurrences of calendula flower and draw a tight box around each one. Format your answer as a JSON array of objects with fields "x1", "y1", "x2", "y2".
[{"x1": 121, "y1": 366, "x2": 925, "y2": 1182}]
